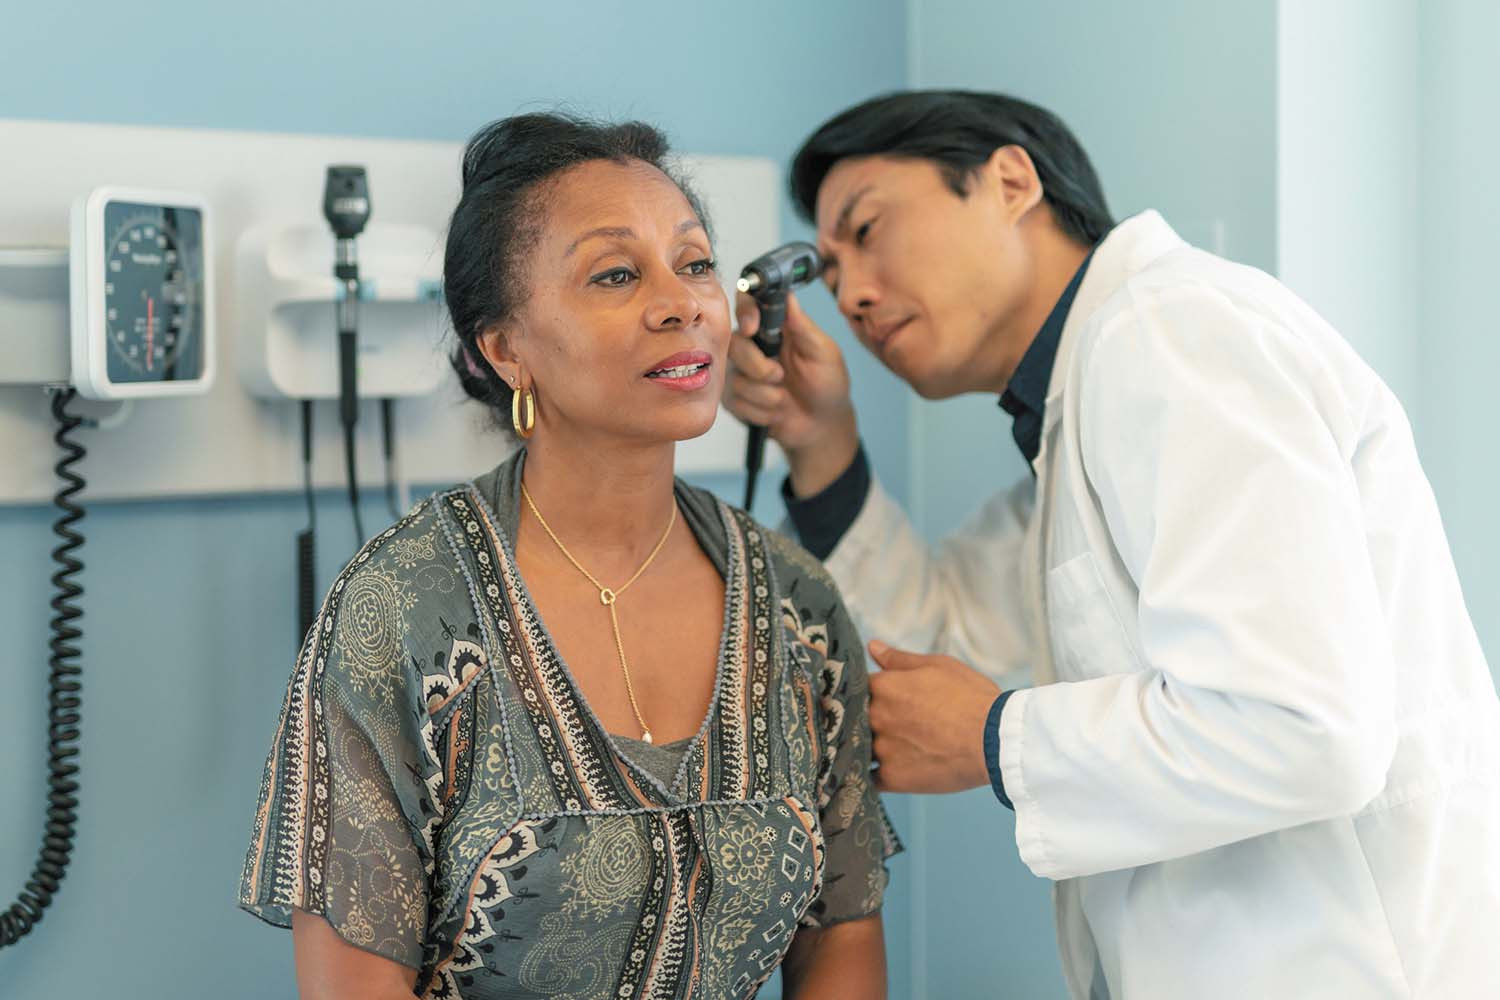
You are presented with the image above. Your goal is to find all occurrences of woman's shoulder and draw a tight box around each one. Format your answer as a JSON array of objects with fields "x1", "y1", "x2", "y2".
[
  {"x1": 672, "y1": 480, "x2": 845, "y2": 602},
  {"x1": 346, "y1": 477, "x2": 511, "y2": 574},
  {"x1": 311, "y1": 491, "x2": 489, "y2": 692},
  {"x1": 330, "y1": 493, "x2": 458, "y2": 593},
  {"x1": 761, "y1": 524, "x2": 841, "y2": 598}
]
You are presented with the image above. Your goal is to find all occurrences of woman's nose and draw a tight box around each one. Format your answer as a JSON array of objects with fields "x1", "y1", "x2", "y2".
[{"x1": 643, "y1": 270, "x2": 703, "y2": 330}]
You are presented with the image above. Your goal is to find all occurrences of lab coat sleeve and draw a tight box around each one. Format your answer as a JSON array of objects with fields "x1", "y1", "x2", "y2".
[
  {"x1": 822, "y1": 472, "x2": 1036, "y2": 684},
  {"x1": 1002, "y1": 282, "x2": 1399, "y2": 881}
]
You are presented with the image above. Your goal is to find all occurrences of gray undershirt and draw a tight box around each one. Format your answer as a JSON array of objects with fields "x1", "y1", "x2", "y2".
[{"x1": 615, "y1": 735, "x2": 695, "y2": 787}]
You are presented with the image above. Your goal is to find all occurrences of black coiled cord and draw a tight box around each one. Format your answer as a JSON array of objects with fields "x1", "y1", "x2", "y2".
[{"x1": 1, "y1": 388, "x2": 85, "y2": 947}]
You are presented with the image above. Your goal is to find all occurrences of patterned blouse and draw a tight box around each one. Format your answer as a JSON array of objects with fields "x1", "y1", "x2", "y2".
[{"x1": 239, "y1": 451, "x2": 901, "y2": 998}]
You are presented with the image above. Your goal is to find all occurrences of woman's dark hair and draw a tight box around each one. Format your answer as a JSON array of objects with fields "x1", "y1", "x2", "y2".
[
  {"x1": 444, "y1": 112, "x2": 709, "y2": 428},
  {"x1": 790, "y1": 90, "x2": 1113, "y2": 246}
]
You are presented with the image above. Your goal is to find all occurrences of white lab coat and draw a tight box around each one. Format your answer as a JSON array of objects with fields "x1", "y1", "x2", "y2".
[{"x1": 828, "y1": 211, "x2": 1500, "y2": 998}]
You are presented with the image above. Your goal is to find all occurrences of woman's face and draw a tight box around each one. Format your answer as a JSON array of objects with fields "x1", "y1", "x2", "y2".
[{"x1": 480, "y1": 158, "x2": 731, "y2": 446}]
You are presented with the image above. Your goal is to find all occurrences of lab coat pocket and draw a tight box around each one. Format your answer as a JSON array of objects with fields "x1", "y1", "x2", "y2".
[{"x1": 1045, "y1": 551, "x2": 1135, "y2": 681}]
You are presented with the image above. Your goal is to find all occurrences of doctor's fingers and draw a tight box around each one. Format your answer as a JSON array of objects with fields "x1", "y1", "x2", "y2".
[
  {"x1": 869, "y1": 671, "x2": 953, "y2": 740},
  {"x1": 735, "y1": 289, "x2": 762, "y2": 339},
  {"x1": 725, "y1": 374, "x2": 787, "y2": 411},
  {"x1": 870, "y1": 736, "x2": 920, "y2": 793},
  {"x1": 723, "y1": 378, "x2": 788, "y2": 427},
  {"x1": 866, "y1": 673, "x2": 914, "y2": 734},
  {"x1": 727, "y1": 332, "x2": 785, "y2": 384},
  {"x1": 782, "y1": 293, "x2": 841, "y2": 363}
]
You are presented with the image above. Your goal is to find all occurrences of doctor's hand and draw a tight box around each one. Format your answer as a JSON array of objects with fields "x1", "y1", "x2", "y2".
[
  {"x1": 724, "y1": 291, "x2": 860, "y2": 498},
  {"x1": 866, "y1": 641, "x2": 1002, "y2": 795}
]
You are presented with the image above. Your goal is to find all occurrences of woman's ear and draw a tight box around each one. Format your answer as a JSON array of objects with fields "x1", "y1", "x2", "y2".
[{"x1": 477, "y1": 324, "x2": 524, "y2": 389}]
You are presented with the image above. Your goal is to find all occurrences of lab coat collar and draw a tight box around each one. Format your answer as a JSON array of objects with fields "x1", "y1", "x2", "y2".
[{"x1": 1041, "y1": 210, "x2": 1188, "y2": 424}]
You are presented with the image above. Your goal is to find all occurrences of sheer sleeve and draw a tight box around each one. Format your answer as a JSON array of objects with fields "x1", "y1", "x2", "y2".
[
  {"x1": 773, "y1": 534, "x2": 903, "y2": 928},
  {"x1": 239, "y1": 556, "x2": 443, "y2": 970}
]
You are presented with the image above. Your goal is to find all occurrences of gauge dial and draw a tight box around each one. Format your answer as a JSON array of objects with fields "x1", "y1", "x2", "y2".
[{"x1": 101, "y1": 202, "x2": 204, "y2": 385}]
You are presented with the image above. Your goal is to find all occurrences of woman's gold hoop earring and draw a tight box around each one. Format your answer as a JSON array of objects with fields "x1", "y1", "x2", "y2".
[{"x1": 512, "y1": 385, "x2": 536, "y2": 439}]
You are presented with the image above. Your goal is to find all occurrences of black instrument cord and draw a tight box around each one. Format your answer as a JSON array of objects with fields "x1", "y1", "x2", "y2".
[
  {"x1": 1, "y1": 388, "x2": 86, "y2": 947},
  {"x1": 296, "y1": 399, "x2": 317, "y2": 647},
  {"x1": 338, "y1": 323, "x2": 364, "y2": 545},
  {"x1": 381, "y1": 397, "x2": 400, "y2": 521},
  {"x1": 743, "y1": 427, "x2": 767, "y2": 511}
]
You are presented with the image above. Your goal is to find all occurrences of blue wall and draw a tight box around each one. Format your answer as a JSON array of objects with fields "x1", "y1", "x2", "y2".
[
  {"x1": 1419, "y1": 0, "x2": 1500, "y2": 668},
  {"x1": 1277, "y1": 0, "x2": 1421, "y2": 412},
  {"x1": 0, "y1": 3, "x2": 911, "y2": 997}
]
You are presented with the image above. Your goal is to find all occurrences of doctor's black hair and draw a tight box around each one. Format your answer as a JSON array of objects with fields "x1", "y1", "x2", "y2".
[
  {"x1": 789, "y1": 90, "x2": 1114, "y2": 246},
  {"x1": 444, "y1": 112, "x2": 710, "y2": 430}
]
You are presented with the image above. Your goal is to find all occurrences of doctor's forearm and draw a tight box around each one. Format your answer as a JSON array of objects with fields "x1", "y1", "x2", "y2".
[
  {"x1": 785, "y1": 406, "x2": 860, "y2": 500},
  {"x1": 1002, "y1": 672, "x2": 1397, "y2": 880},
  {"x1": 783, "y1": 438, "x2": 871, "y2": 560},
  {"x1": 823, "y1": 478, "x2": 1037, "y2": 677}
]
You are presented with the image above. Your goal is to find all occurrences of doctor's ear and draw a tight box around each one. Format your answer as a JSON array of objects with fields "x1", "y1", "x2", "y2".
[{"x1": 983, "y1": 144, "x2": 1045, "y2": 223}]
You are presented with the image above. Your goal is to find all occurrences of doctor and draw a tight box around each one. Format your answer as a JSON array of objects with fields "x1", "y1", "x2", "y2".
[{"x1": 724, "y1": 89, "x2": 1500, "y2": 998}]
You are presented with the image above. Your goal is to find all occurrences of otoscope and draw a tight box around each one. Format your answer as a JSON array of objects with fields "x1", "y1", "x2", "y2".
[
  {"x1": 736, "y1": 241, "x2": 824, "y2": 511},
  {"x1": 323, "y1": 165, "x2": 371, "y2": 543}
]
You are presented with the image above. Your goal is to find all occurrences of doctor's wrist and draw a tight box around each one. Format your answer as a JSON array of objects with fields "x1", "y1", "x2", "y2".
[
  {"x1": 785, "y1": 406, "x2": 860, "y2": 499},
  {"x1": 984, "y1": 690, "x2": 1017, "y2": 810}
]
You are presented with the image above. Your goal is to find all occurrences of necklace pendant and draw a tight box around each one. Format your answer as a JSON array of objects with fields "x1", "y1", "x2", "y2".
[
  {"x1": 599, "y1": 587, "x2": 616, "y2": 606},
  {"x1": 642, "y1": 729, "x2": 653, "y2": 745}
]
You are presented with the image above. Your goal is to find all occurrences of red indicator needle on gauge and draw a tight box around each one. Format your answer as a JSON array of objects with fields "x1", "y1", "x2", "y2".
[{"x1": 146, "y1": 295, "x2": 154, "y2": 372}]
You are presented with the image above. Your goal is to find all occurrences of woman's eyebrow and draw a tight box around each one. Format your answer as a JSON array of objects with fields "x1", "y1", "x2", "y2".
[
  {"x1": 565, "y1": 226, "x2": 633, "y2": 257},
  {"x1": 564, "y1": 219, "x2": 705, "y2": 257}
]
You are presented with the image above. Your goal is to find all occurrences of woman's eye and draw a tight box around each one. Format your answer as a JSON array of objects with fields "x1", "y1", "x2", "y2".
[
  {"x1": 591, "y1": 268, "x2": 636, "y2": 287},
  {"x1": 854, "y1": 219, "x2": 875, "y2": 246},
  {"x1": 681, "y1": 258, "x2": 717, "y2": 276}
]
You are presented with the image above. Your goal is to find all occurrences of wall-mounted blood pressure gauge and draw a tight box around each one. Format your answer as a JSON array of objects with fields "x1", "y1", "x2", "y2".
[{"x1": 69, "y1": 187, "x2": 213, "y2": 400}]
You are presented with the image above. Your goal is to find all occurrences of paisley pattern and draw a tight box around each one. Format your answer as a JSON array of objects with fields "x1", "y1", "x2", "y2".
[{"x1": 239, "y1": 451, "x2": 899, "y2": 997}]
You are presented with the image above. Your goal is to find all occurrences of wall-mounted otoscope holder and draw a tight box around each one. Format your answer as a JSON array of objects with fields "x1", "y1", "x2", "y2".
[{"x1": 236, "y1": 221, "x2": 445, "y2": 400}]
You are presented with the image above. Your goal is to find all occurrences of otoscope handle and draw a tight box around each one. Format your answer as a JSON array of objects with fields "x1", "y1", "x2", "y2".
[
  {"x1": 743, "y1": 299, "x2": 787, "y2": 510},
  {"x1": 338, "y1": 329, "x2": 358, "y2": 429},
  {"x1": 752, "y1": 298, "x2": 788, "y2": 359}
]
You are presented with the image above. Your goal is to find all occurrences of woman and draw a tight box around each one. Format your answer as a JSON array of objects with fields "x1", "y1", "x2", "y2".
[{"x1": 239, "y1": 113, "x2": 899, "y2": 999}]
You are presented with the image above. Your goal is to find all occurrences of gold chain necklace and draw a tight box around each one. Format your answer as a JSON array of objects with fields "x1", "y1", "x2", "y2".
[{"x1": 520, "y1": 481, "x2": 677, "y2": 744}]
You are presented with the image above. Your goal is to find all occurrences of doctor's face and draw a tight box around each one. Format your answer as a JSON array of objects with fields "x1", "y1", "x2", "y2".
[{"x1": 814, "y1": 154, "x2": 1041, "y2": 398}]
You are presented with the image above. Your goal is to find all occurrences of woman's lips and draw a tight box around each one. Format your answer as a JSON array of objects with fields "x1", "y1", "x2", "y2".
[
  {"x1": 645, "y1": 351, "x2": 713, "y2": 392},
  {"x1": 645, "y1": 364, "x2": 712, "y2": 391}
]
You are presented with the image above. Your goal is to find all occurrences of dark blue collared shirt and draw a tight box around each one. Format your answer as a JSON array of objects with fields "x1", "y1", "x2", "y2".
[{"x1": 998, "y1": 250, "x2": 1094, "y2": 470}]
